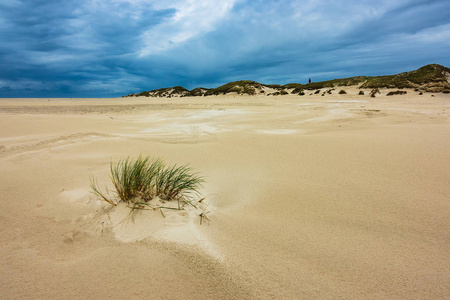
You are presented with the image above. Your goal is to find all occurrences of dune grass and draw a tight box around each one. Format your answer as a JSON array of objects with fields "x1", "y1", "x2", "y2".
[
  {"x1": 90, "y1": 156, "x2": 205, "y2": 219},
  {"x1": 386, "y1": 90, "x2": 407, "y2": 96}
]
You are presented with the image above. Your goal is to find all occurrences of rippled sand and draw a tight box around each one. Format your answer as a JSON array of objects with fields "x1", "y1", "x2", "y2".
[{"x1": 1, "y1": 90, "x2": 449, "y2": 299}]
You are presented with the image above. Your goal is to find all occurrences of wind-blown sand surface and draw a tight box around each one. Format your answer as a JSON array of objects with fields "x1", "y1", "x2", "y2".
[{"x1": 1, "y1": 89, "x2": 449, "y2": 299}]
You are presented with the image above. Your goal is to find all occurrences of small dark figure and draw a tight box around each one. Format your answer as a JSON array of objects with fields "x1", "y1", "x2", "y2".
[{"x1": 308, "y1": 78, "x2": 311, "y2": 84}]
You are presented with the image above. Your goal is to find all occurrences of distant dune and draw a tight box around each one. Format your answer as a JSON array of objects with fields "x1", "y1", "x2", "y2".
[{"x1": 124, "y1": 64, "x2": 450, "y2": 98}]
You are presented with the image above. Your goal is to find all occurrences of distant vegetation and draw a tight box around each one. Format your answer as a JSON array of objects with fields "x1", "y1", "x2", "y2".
[
  {"x1": 370, "y1": 89, "x2": 381, "y2": 98},
  {"x1": 183, "y1": 87, "x2": 210, "y2": 97},
  {"x1": 360, "y1": 64, "x2": 450, "y2": 92},
  {"x1": 131, "y1": 86, "x2": 189, "y2": 98},
  {"x1": 387, "y1": 90, "x2": 407, "y2": 96},
  {"x1": 123, "y1": 64, "x2": 450, "y2": 97},
  {"x1": 291, "y1": 87, "x2": 304, "y2": 94},
  {"x1": 268, "y1": 90, "x2": 289, "y2": 96},
  {"x1": 205, "y1": 80, "x2": 262, "y2": 96}
]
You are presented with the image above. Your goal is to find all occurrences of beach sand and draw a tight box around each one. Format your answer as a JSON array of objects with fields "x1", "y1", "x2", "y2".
[{"x1": 0, "y1": 89, "x2": 449, "y2": 299}]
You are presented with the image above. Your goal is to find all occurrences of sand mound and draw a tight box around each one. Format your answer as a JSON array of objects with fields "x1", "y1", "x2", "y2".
[{"x1": 76, "y1": 196, "x2": 222, "y2": 259}]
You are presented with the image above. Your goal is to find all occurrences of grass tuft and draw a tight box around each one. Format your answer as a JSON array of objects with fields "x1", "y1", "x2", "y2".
[{"x1": 90, "y1": 156, "x2": 205, "y2": 214}]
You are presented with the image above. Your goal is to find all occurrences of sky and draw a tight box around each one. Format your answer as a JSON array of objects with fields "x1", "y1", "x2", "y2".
[{"x1": 0, "y1": 0, "x2": 449, "y2": 97}]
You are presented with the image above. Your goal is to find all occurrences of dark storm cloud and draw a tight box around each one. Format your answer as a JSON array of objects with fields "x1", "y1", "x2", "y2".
[
  {"x1": 0, "y1": 0, "x2": 174, "y2": 97},
  {"x1": 0, "y1": 0, "x2": 449, "y2": 97}
]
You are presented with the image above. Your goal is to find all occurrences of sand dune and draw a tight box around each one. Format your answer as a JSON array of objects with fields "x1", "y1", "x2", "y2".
[{"x1": 0, "y1": 90, "x2": 449, "y2": 299}]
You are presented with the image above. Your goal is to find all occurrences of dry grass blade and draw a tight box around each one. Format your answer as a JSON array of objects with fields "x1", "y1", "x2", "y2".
[
  {"x1": 199, "y1": 211, "x2": 210, "y2": 225},
  {"x1": 89, "y1": 176, "x2": 117, "y2": 206}
]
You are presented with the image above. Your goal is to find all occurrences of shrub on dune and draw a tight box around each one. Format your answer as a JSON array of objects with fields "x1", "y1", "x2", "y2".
[
  {"x1": 386, "y1": 90, "x2": 407, "y2": 96},
  {"x1": 370, "y1": 88, "x2": 381, "y2": 97}
]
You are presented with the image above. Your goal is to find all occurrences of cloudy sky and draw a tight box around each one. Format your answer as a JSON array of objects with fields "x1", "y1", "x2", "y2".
[{"x1": 1, "y1": 0, "x2": 449, "y2": 97}]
